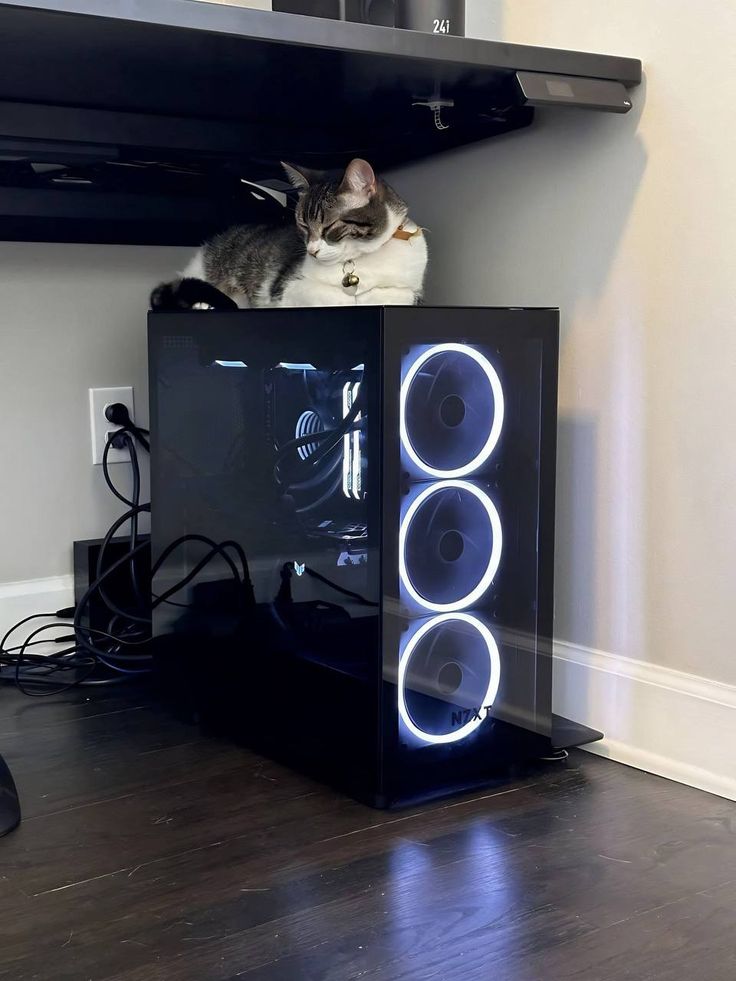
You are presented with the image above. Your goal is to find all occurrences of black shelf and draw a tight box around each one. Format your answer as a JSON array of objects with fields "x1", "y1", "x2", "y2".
[{"x1": 0, "y1": 0, "x2": 641, "y2": 244}]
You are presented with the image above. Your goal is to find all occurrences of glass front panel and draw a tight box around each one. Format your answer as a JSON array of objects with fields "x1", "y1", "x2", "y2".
[
  {"x1": 149, "y1": 310, "x2": 382, "y2": 800},
  {"x1": 382, "y1": 308, "x2": 558, "y2": 803}
]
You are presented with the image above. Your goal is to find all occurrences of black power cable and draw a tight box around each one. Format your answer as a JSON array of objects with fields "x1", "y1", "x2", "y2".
[
  {"x1": 95, "y1": 436, "x2": 151, "y2": 625},
  {"x1": 281, "y1": 561, "x2": 377, "y2": 607},
  {"x1": 101, "y1": 434, "x2": 138, "y2": 509},
  {"x1": 104, "y1": 402, "x2": 150, "y2": 453},
  {"x1": 1, "y1": 406, "x2": 252, "y2": 696}
]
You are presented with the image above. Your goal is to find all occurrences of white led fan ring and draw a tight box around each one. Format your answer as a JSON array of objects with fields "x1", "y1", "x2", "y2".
[
  {"x1": 398, "y1": 612, "x2": 501, "y2": 745},
  {"x1": 398, "y1": 479, "x2": 502, "y2": 613},
  {"x1": 400, "y1": 343, "x2": 505, "y2": 479}
]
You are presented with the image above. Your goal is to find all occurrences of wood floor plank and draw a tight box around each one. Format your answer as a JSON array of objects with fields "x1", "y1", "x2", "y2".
[{"x1": 1, "y1": 683, "x2": 734, "y2": 981}]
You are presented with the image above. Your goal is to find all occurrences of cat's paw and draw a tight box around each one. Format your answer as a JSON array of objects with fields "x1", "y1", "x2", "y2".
[
  {"x1": 150, "y1": 281, "x2": 178, "y2": 310},
  {"x1": 149, "y1": 278, "x2": 238, "y2": 312}
]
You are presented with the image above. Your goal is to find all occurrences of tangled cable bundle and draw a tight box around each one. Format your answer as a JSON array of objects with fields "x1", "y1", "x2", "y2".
[
  {"x1": 0, "y1": 418, "x2": 254, "y2": 697},
  {"x1": 1, "y1": 397, "x2": 371, "y2": 697}
]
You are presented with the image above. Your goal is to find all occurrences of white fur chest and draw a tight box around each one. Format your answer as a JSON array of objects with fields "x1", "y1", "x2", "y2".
[
  {"x1": 316, "y1": 232, "x2": 426, "y2": 293},
  {"x1": 279, "y1": 223, "x2": 428, "y2": 308}
]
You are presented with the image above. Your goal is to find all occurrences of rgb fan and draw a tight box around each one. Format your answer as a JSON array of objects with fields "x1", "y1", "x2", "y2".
[
  {"x1": 399, "y1": 480, "x2": 502, "y2": 612},
  {"x1": 398, "y1": 613, "x2": 501, "y2": 744},
  {"x1": 400, "y1": 343, "x2": 504, "y2": 478}
]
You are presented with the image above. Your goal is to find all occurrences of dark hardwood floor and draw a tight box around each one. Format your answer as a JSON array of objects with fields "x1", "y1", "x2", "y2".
[{"x1": 0, "y1": 683, "x2": 734, "y2": 981}]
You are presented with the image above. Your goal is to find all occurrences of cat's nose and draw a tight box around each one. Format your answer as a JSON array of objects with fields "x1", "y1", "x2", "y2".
[{"x1": 307, "y1": 243, "x2": 321, "y2": 256}]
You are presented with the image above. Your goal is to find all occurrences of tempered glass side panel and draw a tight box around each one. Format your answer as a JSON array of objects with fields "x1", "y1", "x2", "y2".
[
  {"x1": 148, "y1": 308, "x2": 382, "y2": 802},
  {"x1": 381, "y1": 307, "x2": 559, "y2": 804}
]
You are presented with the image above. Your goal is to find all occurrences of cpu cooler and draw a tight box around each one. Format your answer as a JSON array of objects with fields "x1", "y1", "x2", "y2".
[{"x1": 269, "y1": 363, "x2": 366, "y2": 540}]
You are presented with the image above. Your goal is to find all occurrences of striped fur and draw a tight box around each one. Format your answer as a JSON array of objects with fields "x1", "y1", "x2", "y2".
[{"x1": 151, "y1": 159, "x2": 427, "y2": 310}]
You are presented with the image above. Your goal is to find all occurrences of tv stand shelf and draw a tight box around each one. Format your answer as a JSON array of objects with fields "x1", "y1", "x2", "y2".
[{"x1": 0, "y1": 0, "x2": 641, "y2": 244}]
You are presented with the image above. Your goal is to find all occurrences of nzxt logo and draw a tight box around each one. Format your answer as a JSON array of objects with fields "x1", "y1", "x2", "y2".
[
  {"x1": 293, "y1": 562, "x2": 305, "y2": 577},
  {"x1": 451, "y1": 706, "x2": 493, "y2": 727}
]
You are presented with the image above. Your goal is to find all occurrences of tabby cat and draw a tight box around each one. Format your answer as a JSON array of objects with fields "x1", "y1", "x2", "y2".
[{"x1": 151, "y1": 159, "x2": 427, "y2": 310}]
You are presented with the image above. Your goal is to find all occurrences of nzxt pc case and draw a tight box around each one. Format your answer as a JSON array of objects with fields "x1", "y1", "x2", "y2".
[{"x1": 149, "y1": 306, "x2": 600, "y2": 808}]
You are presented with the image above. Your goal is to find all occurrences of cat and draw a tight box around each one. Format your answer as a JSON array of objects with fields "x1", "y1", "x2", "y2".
[{"x1": 150, "y1": 158, "x2": 427, "y2": 311}]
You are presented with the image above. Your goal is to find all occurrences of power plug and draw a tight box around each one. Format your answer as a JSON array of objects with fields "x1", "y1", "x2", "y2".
[{"x1": 89, "y1": 387, "x2": 135, "y2": 465}]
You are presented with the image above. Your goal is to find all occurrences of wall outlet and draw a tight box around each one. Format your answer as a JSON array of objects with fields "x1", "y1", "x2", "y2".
[{"x1": 89, "y1": 386, "x2": 135, "y2": 465}]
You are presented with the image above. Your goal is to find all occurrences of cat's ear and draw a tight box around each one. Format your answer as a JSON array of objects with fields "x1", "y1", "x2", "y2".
[
  {"x1": 339, "y1": 159, "x2": 377, "y2": 200},
  {"x1": 281, "y1": 161, "x2": 324, "y2": 190}
]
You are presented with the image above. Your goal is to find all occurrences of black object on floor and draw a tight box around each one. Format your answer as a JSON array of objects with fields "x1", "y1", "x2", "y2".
[
  {"x1": 73, "y1": 535, "x2": 151, "y2": 636},
  {"x1": 0, "y1": 752, "x2": 20, "y2": 836},
  {"x1": 1, "y1": 682, "x2": 735, "y2": 980},
  {"x1": 552, "y1": 712, "x2": 604, "y2": 749}
]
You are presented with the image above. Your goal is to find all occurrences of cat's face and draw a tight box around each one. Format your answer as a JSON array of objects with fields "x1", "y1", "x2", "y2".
[{"x1": 284, "y1": 159, "x2": 407, "y2": 266}]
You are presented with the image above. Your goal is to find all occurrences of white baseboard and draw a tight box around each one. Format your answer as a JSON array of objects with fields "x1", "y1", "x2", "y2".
[
  {"x1": 0, "y1": 575, "x2": 74, "y2": 601},
  {"x1": 0, "y1": 575, "x2": 75, "y2": 645},
  {"x1": 553, "y1": 639, "x2": 736, "y2": 802}
]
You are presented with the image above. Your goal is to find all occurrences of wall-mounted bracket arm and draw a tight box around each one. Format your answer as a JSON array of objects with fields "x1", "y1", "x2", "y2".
[{"x1": 516, "y1": 71, "x2": 633, "y2": 113}]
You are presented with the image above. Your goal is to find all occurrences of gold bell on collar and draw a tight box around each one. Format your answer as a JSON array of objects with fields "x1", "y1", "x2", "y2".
[{"x1": 342, "y1": 260, "x2": 359, "y2": 289}]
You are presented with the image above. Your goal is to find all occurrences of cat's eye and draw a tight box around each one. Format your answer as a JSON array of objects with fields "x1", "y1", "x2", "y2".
[{"x1": 325, "y1": 219, "x2": 370, "y2": 231}]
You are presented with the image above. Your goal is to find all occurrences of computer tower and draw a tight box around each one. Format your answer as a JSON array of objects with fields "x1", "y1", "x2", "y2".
[{"x1": 149, "y1": 306, "x2": 598, "y2": 808}]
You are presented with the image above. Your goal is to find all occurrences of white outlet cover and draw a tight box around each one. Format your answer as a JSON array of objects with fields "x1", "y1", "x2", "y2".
[{"x1": 89, "y1": 386, "x2": 135, "y2": 465}]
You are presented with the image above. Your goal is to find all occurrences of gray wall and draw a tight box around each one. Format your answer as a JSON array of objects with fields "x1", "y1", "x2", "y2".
[
  {"x1": 389, "y1": 0, "x2": 736, "y2": 685},
  {"x1": 0, "y1": 244, "x2": 189, "y2": 582}
]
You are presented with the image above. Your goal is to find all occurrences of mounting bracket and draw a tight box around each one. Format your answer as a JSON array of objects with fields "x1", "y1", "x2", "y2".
[{"x1": 516, "y1": 71, "x2": 633, "y2": 113}]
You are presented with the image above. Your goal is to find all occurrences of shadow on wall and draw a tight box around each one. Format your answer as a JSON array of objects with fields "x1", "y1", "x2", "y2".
[
  {"x1": 388, "y1": 77, "x2": 648, "y2": 657},
  {"x1": 392, "y1": 75, "x2": 648, "y2": 310},
  {"x1": 555, "y1": 414, "x2": 597, "y2": 647}
]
